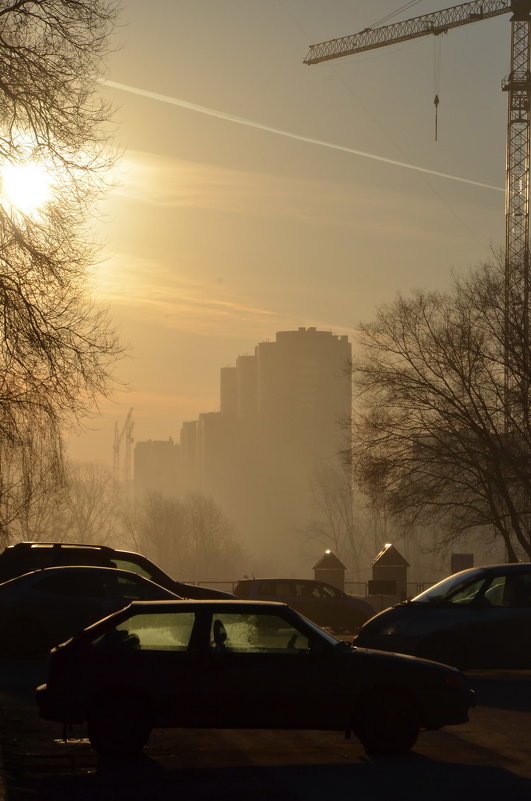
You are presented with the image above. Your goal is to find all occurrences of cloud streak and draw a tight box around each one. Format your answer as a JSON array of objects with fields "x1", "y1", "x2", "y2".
[{"x1": 101, "y1": 79, "x2": 504, "y2": 194}]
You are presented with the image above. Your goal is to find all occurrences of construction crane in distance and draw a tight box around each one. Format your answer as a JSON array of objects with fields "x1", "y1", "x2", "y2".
[
  {"x1": 113, "y1": 408, "x2": 134, "y2": 490},
  {"x1": 304, "y1": 0, "x2": 530, "y2": 421}
]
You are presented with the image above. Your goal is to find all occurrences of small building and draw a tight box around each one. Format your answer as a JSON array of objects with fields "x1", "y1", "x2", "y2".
[
  {"x1": 369, "y1": 543, "x2": 409, "y2": 601},
  {"x1": 313, "y1": 549, "x2": 346, "y2": 592}
]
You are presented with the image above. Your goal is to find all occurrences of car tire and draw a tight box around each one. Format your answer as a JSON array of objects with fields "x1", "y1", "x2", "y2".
[
  {"x1": 416, "y1": 634, "x2": 465, "y2": 670},
  {"x1": 354, "y1": 689, "x2": 420, "y2": 757},
  {"x1": 87, "y1": 691, "x2": 152, "y2": 755}
]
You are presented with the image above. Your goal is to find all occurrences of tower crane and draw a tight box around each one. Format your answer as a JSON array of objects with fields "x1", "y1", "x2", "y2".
[
  {"x1": 113, "y1": 407, "x2": 134, "y2": 488},
  {"x1": 304, "y1": 0, "x2": 530, "y2": 420}
]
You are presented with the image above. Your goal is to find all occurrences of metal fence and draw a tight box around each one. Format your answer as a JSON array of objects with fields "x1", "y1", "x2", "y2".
[{"x1": 193, "y1": 579, "x2": 434, "y2": 598}]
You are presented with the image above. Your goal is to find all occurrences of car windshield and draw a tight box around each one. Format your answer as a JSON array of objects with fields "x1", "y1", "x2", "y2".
[
  {"x1": 410, "y1": 570, "x2": 488, "y2": 605},
  {"x1": 294, "y1": 612, "x2": 342, "y2": 645}
]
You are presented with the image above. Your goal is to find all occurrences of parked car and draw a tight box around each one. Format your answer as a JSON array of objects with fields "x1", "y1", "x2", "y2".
[
  {"x1": 355, "y1": 563, "x2": 531, "y2": 669},
  {"x1": 0, "y1": 542, "x2": 235, "y2": 599},
  {"x1": 0, "y1": 565, "x2": 180, "y2": 657},
  {"x1": 233, "y1": 578, "x2": 374, "y2": 632},
  {"x1": 37, "y1": 598, "x2": 474, "y2": 757}
]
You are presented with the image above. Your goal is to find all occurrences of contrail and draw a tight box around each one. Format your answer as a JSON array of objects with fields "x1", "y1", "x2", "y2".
[{"x1": 101, "y1": 79, "x2": 503, "y2": 194}]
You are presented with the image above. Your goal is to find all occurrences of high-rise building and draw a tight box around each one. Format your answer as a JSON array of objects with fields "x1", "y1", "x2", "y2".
[
  {"x1": 134, "y1": 438, "x2": 180, "y2": 498},
  {"x1": 179, "y1": 328, "x2": 352, "y2": 573}
]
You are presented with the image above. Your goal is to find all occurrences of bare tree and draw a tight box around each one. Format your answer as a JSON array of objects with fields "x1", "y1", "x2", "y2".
[
  {"x1": 350, "y1": 257, "x2": 530, "y2": 561},
  {"x1": 7, "y1": 460, "x2": 124, "y2": 546},
  {"x1": 0, "y1": 1, "x2": 122, "y2": 541},
  {"x1": 136, "y1": 492, "x2": 246, "y2": 582},
  {"x1": 301, "y1": 463, "x2": 370, "y2": 573}
]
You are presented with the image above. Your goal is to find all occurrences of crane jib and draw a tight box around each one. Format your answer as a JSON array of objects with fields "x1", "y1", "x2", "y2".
[{"x1": 303, "y1": 2, "x2": 513, "y2": 65}]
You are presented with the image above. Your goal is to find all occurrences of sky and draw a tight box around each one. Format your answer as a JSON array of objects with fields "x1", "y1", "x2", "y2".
[{"x1": 68, "y1": 0, "x2": 509, "y2": 466}]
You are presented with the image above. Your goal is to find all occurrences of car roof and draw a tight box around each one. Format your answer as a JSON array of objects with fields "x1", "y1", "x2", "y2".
[
  {"x1": 5, "y1": 542, "x2": 113, "y2": 552},
  {"x1": 0, "y1": 565, "x2": 179, "y2": 588},
  {"x1": 453, "y1": 563, "x2": 531, "y2": 576},
  {"x1": 236, "y1": 578, "x2": 320, "y2": 584},
  {"x1": 126, "y1": 599, "x2": 289, "y2": 611}
]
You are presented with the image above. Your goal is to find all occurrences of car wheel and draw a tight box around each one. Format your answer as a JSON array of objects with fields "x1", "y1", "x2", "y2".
[
  {"x1": 87, "y1": 692, "x2": 152, "y2": 755},
  {"x1": 0, "y1": 617, "x2": 48, "y2": 658},
  {"x1": 416, "y1": 634, "x2": 465, "y2": 669},
  {"x1": 354, "y1": 689, "x2": 419, "y2": 757}
]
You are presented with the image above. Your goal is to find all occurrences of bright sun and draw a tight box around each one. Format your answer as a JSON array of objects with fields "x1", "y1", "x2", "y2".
[{"x1": 1, "y1": 161, "x2": 52, "y2": 214}]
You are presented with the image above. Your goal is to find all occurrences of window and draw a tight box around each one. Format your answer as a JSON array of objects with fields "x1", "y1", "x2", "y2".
[
  {"x1": 102, "y1": 573, "x2": 165, "y2": 601},
  {"x1": 258, "y1": 581, "x2": 292, "y2": 597},
  {"x1": 209, "y1": 613, "x2": 310, "y2": 654},
  {"x1": 111, "y1": 558, "x2": 153, "y2": 580},
  {"x1": 315, "y1": 583, "x2": 342, "y2": 600},
  {"x1": 93, "y1": 612, "x2": 196, "y2": 651},
  {"x1": 484, "y1": 576, "x2": 506, "y2": 606},
  {"x1": 447, "y1": 577, "x2": 487, "y2": 604},
  {"x1": 499, "y1": 573, "x2": 531, "y2": 608},
  {"x1": 35, "y1": 572, "x2": 102, "y2": 597}
]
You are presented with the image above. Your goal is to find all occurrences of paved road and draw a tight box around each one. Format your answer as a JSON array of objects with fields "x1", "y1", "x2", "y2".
[{"x1": 1, "y1": 659, "x2": 530, "y2": 801}]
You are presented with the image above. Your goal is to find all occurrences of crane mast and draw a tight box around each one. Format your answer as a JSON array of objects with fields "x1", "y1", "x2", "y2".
[
  {"x1": 504, "y1": 7, "x2": 530, "y2": 423},
  {"x1": 304, "y1": 0, "x2": 530, "y2": 424}
]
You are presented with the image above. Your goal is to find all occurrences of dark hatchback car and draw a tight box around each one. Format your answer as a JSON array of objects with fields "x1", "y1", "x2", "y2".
[
  {"x1": 37, "y1": 599, "x2": 474, "y2": 758},
  {"x1": 355, "y1": 563, "x2": 531, "y2": 669},
  {"x1": 0, "y1": 565, "x2": 179, "y2": 657},
  {"x1": 234, "y1": 578, "x2": 374, "y2": 632},
  {"x1": 0, "y1": 542, "x2": 234, "y2": 599}
]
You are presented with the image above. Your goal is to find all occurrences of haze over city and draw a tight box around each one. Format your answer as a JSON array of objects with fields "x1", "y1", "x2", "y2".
[{"x1": 66, "y1": 0, "x2": 507, "y2": 464}]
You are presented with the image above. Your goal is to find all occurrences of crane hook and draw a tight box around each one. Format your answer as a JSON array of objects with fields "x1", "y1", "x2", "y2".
[{"x1": 434, "y1": 94, "x2": 440, "y2": 142}]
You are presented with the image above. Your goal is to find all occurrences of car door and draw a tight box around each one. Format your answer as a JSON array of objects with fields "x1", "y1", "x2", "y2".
[
  {"x1": 197, "y1": 608, "x2": 338, "y2": 730},
  {"x1": 439, "y1": 570, "x2": 531, "y2": 668},
  {"x1": 88, "y1": 608, "x2": 201, "y2": 726},
  {"x1": 468, "y1": 571, "x2": 531, "y2": 668}
]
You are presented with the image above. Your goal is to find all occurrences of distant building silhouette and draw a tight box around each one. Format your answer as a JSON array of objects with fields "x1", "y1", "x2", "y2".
[{"x1": 178, "y1": 327, "x2": 352, "y2": 572}]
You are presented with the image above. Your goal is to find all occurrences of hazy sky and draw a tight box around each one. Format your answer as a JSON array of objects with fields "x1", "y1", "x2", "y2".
[{"x1": 69, "y1": 0, "x2": 508, "y2": 465}]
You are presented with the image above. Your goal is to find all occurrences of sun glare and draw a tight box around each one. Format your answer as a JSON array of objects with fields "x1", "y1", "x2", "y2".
[{"x1": 1, "y1": 161, "x2": 52, "y2": 214}]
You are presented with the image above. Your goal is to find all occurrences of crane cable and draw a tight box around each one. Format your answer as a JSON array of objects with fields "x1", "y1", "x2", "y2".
[
  {"x1": 368, "y1": 0, "x2": 426, "y2": 29},
  {"x1": 434, "y1": 35, "x2": 441, "y2": 141}
]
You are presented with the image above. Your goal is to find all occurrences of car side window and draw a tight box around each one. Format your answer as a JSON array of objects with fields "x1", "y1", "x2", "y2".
[
  {"x1": 110, "y1": 558, "x2": 152, "y2": 580},
  {"x1": 500, "y1": 573, "x2": 531, "y2": 608},
  {"x1": 294, "y1": 582, "x2": 315, "y2": 598},
  {"x1": 316, "y1": 583, "x2": 341, "y2": 600},
  {"x1": 35, "y1": 573, "x2": 103, "y2": 597},
  {"x1": 483, "y1": 576, "x2": 506, "y2": 606},
  {"x1": 102, "y1": 573, "x2": 163, "y2": 601},
  {"x1": 447, "y1": 577, "x2": 487, "y2": 604},
  {"x1": 209, "y1": 613, "x2": 310, "y2": 654},
  {"x1": 92, "y1": 612, "x2": 196, "y2": 651}
]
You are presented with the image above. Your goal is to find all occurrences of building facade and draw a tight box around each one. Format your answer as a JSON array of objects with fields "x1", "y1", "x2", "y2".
[{"x1": 134, "y1": 328, "x2": 352, "y2": 573}]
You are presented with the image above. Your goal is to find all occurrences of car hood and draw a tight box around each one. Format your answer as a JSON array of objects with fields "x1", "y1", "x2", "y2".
[{"x1": 351, "y1": 642, "x2": 463, "y2": 678}]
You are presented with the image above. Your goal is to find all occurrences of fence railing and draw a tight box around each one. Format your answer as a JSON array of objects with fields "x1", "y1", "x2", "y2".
[{"x1": 193, "y1": 579, "x2": 434, "y2": 598}]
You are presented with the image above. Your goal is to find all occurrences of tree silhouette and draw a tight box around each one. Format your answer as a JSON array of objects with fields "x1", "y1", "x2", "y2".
[
  {"x1": 0, "y1": 1, "x2": 122, "y2": 544},
  {"x1": 350, "y1": 257, "x2": 530, "y2": 561}
]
